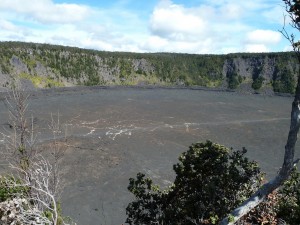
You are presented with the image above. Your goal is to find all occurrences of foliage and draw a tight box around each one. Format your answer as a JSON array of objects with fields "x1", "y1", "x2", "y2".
[
  {"x1": 235, "y1": 166, "x2": 300, "y2": 225},
  {"x1": 277, "y1": 167, "x2": 300, "y2": 225},
  {"x1": 19, "y1": 72, "x2": 63, "y2": 88},
  {"x1": 252, "y1": 76, "x2": 264, "y2": 90},
  {"x1": 126, "y1": 173, "x2": 165, "y2": 225},
  {"x1": 126, "y1": 140, "x2": 263, "y2": 225},
  {"x1": 272, "y1": 66, "x2": 296, "y2": 93},
  {"x1": 1, "y1": 88, "x2": 71, "y2": 224},
  {"x1": 0, "y1": 175, "x2": 28, "y2": 202},
  {"x1": 0, "y1": 41, "x2": 299, "y2": 92},
  {"x1": 227, "y1": 73, "x2": 242, "y2": 89},
  {"x1": 44, "y1": 202, "x2": 69, "y2": 225},
  {"x1": 83, "y1": 74, "x2": 101, "y2": 86},
  {"x1": 239, "y1": 191, "x2": 279, "y2": 225},
  {"x1": 0, "y1": 174, "x2": 70, "y2": 225},
  {"x1": 241, "y1": 168, "x2": 300, "y2": 225}
]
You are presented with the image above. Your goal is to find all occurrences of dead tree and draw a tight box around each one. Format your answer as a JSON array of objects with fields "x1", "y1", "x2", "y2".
[
  {"x1": 220, "y1": 1, "x2": 300, "y2": 224},
  {"x1": 8, "y1": 155, "x2": 60, "y2": 224},
  {"x1": 47, "y1": 112, "x2": 68, "y2": 197},
  {"x1": 1, "y1": 86, "x2": 37, "y2": 171},
  {"x1": 1, "y1": 86, "x2": 69, "y2": 224}
]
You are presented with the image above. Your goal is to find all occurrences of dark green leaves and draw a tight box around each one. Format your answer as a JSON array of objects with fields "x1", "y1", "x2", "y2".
[{"x1": 126, "y1": 141, "x2": 263, "y2": 225}]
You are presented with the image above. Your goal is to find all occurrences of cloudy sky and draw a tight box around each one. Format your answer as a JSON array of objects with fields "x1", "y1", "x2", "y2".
[{"x1": 0, "y1": 0, "x2": 295, "y2": 54}]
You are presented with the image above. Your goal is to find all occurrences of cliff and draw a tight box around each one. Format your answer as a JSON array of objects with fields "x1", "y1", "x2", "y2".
[{"x1": 0, "y1": 41, "x2": 298, "y2": 93}]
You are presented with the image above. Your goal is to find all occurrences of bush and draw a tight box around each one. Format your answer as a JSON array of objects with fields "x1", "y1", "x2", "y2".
[
  {"x1": 272, "y1": 67, "x2": 295, "y2": 94},
  {"x1": 0, "y1": 175, "x2": 28, "y2": 202},
  {"x1": 252, "y1": 77, "x2": 264, "y2": 90},
  {"x1": 228, "y1": 74, "x2": 240, "y2": 89},
  {"x1": 239, "y1": 191, "x2": 279, "y2": 224},
  {"x1": 277, "y1": 167, "x2": 300, "y2": 225},
  {"x1": 240, "y1": 167, "x2": 300, "y2": 225},
  {"x1": 126, "y1": 140, "x2": 263, "y2": 225}
]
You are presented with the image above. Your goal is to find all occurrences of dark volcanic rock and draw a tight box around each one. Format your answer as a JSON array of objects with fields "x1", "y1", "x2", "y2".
[{"x1": 0, "y1": 87, "x2": 297, "y2": 225}]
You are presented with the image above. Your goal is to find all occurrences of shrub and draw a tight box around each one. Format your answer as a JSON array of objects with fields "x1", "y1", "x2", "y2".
[
  {"x1": 277, "y1": 167, "x2": 300, "y2": 225},
  {"x1": 240, "y1": 167, "x2": 300, "y2": 225},
  {"x1": 252, "y1": 77, "x2": 264, "y2": 90},
  {"x1": 239, "y1": 191, "x2": 279, "y2": 225},
  {"x1": 228, "y1": 74, "x2": 240, "y2": 89},
  {"x1": 0, "y1": 175, "x2": 28, "y2": 202},
  {"x1": 272, "y1": 67, "x2": 295, "y2": 94},
  {"x1": 126, "y1": 140, "x2": 263, "y2": 225}
]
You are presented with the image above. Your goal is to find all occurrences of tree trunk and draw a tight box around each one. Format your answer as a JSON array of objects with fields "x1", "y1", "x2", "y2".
[{"x1": 219, "y1": 70, "x2": 300, "y2": 225}]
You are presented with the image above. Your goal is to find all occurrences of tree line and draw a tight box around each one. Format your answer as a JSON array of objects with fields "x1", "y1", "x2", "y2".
[{"x1": 0, "y1": 41, "x2": 298, "y2": 93}]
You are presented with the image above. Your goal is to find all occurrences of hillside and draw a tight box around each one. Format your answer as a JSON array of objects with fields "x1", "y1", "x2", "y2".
[{"x1": 0, "y1": 41, "x2": 298, "y2": 93}]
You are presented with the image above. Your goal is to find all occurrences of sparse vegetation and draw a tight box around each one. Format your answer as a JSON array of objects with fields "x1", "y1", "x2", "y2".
[{"x1": 19, "y1": 72, "x2": 64, "y2": 88}]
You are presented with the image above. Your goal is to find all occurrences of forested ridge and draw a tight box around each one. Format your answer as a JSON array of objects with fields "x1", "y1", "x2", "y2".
[{"x1": 0, "y1": 41, "x2": 298, "y2": 93}]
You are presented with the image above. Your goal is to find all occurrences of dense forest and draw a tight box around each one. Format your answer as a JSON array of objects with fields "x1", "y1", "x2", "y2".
[{"x1": 0, "y1": 41, "x2": 298, "y2": 93}]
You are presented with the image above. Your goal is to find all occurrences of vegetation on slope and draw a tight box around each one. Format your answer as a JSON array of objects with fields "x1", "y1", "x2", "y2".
[{"x1": 0, "y1": 41, "x2": 298, "y2": 93}]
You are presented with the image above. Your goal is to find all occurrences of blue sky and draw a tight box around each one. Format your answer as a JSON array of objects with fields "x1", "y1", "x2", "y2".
[{"x1": 0, "y1": 0, "x2": 295, "y2": 54}]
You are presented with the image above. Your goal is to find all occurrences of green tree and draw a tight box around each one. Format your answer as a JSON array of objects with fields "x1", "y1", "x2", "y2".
[
  {"x1": 273, "y1": 67, "x2": 295, "y2": 93},
  {"x1": 227, "y1": 73, "x2": 240, "y2": 89},
  {"x1": 252, "y1": 76, "x2": 264, "y2": 90},
  {"x1": 126, "y1": 141, "x2": 263, "y2": 225}
]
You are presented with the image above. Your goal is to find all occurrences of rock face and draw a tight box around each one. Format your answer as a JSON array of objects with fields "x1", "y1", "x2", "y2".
[
  {"x1": 223, "y1": 55, "x2": 296, "y2": 80},
  {"x1": 223, "y1": 57, "x2": 271, "y2": 79},
  {"x1": 0, "y1": 41, "x2": 298, "y2": 93}
]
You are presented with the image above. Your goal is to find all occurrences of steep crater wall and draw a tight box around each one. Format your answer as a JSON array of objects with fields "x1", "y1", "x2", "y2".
[{"x1": 0, "y1": 42, "x2": 298, "y2": 94}]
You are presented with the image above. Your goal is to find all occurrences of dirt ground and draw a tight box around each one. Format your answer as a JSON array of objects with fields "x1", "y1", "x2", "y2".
[{"x1": 0, "y1": 87, "x2": 297, "y2": 225}]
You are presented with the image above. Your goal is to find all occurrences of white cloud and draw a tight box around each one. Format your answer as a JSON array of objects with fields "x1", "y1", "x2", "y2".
[
  {"x1": 150, "y1": 1, "x2": 208, "y2": 41},
  {"x1": 283, "y1": 44, "x2": 293, "y2": 52},
  {"x1": 246, "y1": 29, "x2": 282, "y2": 45},
  {"x1": 0, "y1": 0, "x2": 290, "y2": 54},
  {"x1": 220, "y1": 4, "x2": 243, "y2": 20},
  {"x1": 0, "y1": 19, "x2": 18, "y2": 31},
  {"x1": 263, "y1": 5, "x2": 286, "y2": 25},
  {"x1": 146, "y1": 0, "x2": 251, "y2": 53},
  {"x1": 140, "y1": 35, "x2": 214, "y2": 53},
  {"x1": 0, "y1": 0, "x2": 91, "y2": 24},
  {"x1": 140, "y1": 36, "x2": 169, "y2": 51},
  {"x1": 245, "y1": 44, "x2": 269, "y2": 53}
]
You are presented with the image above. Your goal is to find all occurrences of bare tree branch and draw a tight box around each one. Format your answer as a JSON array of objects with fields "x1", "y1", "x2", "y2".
[
  {"x1": 2, "y1": 155, "x2": 65, "y2": 225},
  {"x1": 1, "y1": 85, "x2": 38, "y2": 171},
  {"x1": 0, "y1": 86, "x2": 71, "y2": 224}
]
